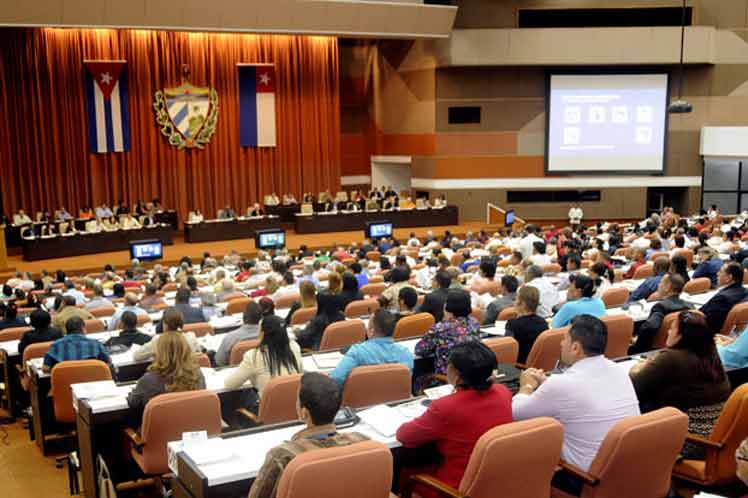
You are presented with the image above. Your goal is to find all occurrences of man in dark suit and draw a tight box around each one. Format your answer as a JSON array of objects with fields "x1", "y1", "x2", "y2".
[
  {"x1": 417, "y1": 270, "x2": 451, "y2": 323},
  {"x1": 155, "y1": 287, "x2": 206, "y2": 333},
  {"x1": 701, "y1": 262, "x2": 748, "y2": 334},
  {"x1": 629, "y1": 273, "x2": 692, "y2": 354}
]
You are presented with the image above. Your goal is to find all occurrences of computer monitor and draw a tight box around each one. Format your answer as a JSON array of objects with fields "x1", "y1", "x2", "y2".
[
  {"x1": 255, "y1": 229, "x2": 286, "y2": 249},
  {"x1": 505, "y1": 210, "x2": 515, "y2": 227},
  {"x1": 129, "y1": 239, "x2": 163, "y2": 261},
  {"x1": 365, "y1": 220, "x2": 393, "y2": 240}
]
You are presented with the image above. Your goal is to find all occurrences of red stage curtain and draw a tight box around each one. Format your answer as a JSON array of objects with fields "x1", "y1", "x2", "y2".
[{"x1": 0, "y1": 28, "x2": 340, "y2": 218}]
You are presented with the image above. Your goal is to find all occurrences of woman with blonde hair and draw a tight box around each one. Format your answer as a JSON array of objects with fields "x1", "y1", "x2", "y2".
[
  {"x1": 296, "y1": 272, "x2": 346, "y2": 350},
  {"x1": 127, "y1": 330, "x2": 206, "y2": 428},
  {"x1": 285, "y1": 280, "x2": 317, "y2": 326}
]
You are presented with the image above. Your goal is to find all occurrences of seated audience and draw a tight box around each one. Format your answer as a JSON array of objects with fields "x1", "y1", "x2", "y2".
[
  {"x1": 629, "y1": 273, "x2": 692, "y2": 354},
  {"x1": 139, "y1": 285, "x2": 166, "y2": 310},
  {"x1": 622, "y1": 248, "x2": 647, "y2": 280},
  {"x1": 505, "y1": 285, "x2": 549, "y2": 364},
  {"x1": 126, "y1": 330, "x2": 206, "y2": 428},
  {"x1": 18, "y1": 309, "x2": 62, "y2": 357},
  {"x1": 512, "y1": 315, "x2": 640, "y2": 494},
  {"x1": 552, "y1": 275, "x2": 606, "y2": 328},
  {"x1": 84, "y1": 285, "x2": 111, "y2": 310},
  {"x1": 155, "y1": 287, "x2": 206, "y2": 333},
  {"x1": 468, "y1": 259, "x2": 497, "y2": 294},
  {"x1": 700, "y1": 262, "x2": 748, "y2": 334},
  {"x1": 669, "y1": 254, "x2": 691, "y2": 284},
  {"x1": 379, "y1": 266, "x2": 414, "y2": 313},
  {"x1": 13, "y1": 210, "x2": 32, "y2": 225},
  {"x1": 52, "y1": 295, "x2": 95, "y2": 333},
  {"x1": 296, "y1": 272, "x2": 345, "y2": 350},
  {"x1": 417, "y1": 270, "x2": 451, "y2": 323},
  {"x1": 215, "y1": 301, "x2": 262, "y2": 367},
  {"x1": 693, "y1": 247, "x2": 723, "y2": 288},
  {"x1": 630, "y1": 310, "x2": 730, "y2": 459},
  {"x1": 396, "y1": 341, "x2": 512, "y2": 492},
  {"x1": 330, "y1": 309, "x2": 413, "y2": 386},
  {"x1": 524, "y1": 265, "x2": 560, "y2": 318},
  {"x1": 0, "y1": 303, "x2": 27, "y2": 330},
  {"x1": 557, "y1": 253, "x2": 582, "y2": 291},
  {"x1": 340, "y1": 272, "x2": 364, "y2": 307},
  {"x1": 483, "y1": 275, "x2": 519, "y2": 325},
  {"x1": 218, "y1": 205, "x2": 236, "y2": 219},
  {"x1": 589, "y1": 261, "x2": 614, "y2": 300},
  {"x1": 627, "y1": 256, "x2": 670, "y2": 303},
  {"x1": 63, "y1": 280, "x2": 87, "y2": 304},
  {"x1": 134, "y1": 308, "x2": 202, "y2": 361},
  {"x1": 285, "y1": 280, "x2": 317, "y2": 327},
  {"x1": 43, "y1": 317, "x2": 111, "y2": 372},
  {"x1": 105, "y1": 311, "x2": 152, "y2": 349},
  {"x1": 247, "y1": 373, "x2": 368, "y2": 498},
  {"x1": 395, "y1": 286, "x2": 418, "y2": 321}
]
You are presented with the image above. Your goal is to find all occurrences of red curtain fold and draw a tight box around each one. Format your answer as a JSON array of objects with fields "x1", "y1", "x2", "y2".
[{"x1": 0, "y1": 28, "x2": 340, "y2": 219}]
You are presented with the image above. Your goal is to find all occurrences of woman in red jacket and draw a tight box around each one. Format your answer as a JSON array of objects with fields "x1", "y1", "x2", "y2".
[{"x1": 396, "y1": 341, "x2": 513, "y2": 494}]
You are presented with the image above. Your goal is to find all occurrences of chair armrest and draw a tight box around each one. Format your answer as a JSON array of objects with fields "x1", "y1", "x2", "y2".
[
  {"x1": 557, "y1": 460, "x2": 600, "y2": 486},
  {"x1": 515, "y1": 362, "x2": 528, "y2": 369},
  {"x1": 401, "y1": 474, "x2": 464, "y2": 498},
  {"x1": 124, "y1": 427, "x2": 145, "y2": 452},
  {"x1": 684, "y1": 433, "x2": 724, "y2": 450},
  {"x1": 236, "y1": 408, "x2": 261, "y2": 425}
]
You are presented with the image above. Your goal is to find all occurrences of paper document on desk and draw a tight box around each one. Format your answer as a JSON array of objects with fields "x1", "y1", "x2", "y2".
[
  {"x1": 184, "y1": 438, "x2": 238, "y2": 466},
  {"x1": 358, "y1": 405, "x2": 410, "y2": 437},
  {"x1": 483, "y1": 322, "x2": 506, "y2": 336},
  {"x1": 313, "y1": 352, "x2": 344, "y2": 370},
  {"x1": 72, "y1": 380, "x2": 118, "y2": 400},
  {"x1": 210, "y1": 315, "x2": 242, "y2": 329}
]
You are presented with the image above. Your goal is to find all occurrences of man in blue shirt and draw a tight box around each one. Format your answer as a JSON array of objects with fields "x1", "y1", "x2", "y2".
[
  {"x1": 627, "y1": 256, "x2": 670, "y2": 303},
  {"x1": 693, "y1": 247, "x2": 723, "y2": 288},
  {"x1": 43, "y1": 316, "x2": 110, "y2": 372},
  {"x1": 329, "y1": 309, "x2": 414, "y2": 386},
  {"x1": 551, "y1": 275, "x2": 606, "y2": 328},
  {"x1": 350, "y1": 261, "x2": 369, "y2": 289},
  {"x1": 718, "y1": 330, "x2": 748, "y2": 369}
]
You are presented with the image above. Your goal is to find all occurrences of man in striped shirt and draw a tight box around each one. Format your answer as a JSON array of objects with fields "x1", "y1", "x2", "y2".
[{"x1": 42, "y1": 317, "x2": 110, "y2": 372}]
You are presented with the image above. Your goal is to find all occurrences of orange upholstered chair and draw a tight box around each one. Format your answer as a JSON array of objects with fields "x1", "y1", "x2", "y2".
[
  {"x1": 483, "y1": 337, "x2": 519, "y2": 365},
  {"x1": 360, "y1": 283, "x2": 386, "y2": 297},
  {"x1": 83, "y1": 319, "x2": 106, "y2": 333},
  {"x1": 368, "y1": 275, "x2": 384, "y2": 284},
  {"x1": 51, "y1": 360, "x2": 112, "y2": 424},
  {"x1": 182, "y1": 322, "x2": 214, "y2": 337},
  {"x1": 720, "y1": 302, "x2": 748, "y2": 336},
  {"x1": 19, "y1": 341, "x2": 54, "y2": 391},
  {"x1": 229, "y1": 339, "x2": 260, "y2": 366},
  {"x1": 319, "y1": 320, "x2": 366, "y2": 351},
  {"x1": 600, "y1": 315, "x2": 634, "y2": 359},
  {"x1": 633, "y1": 264, "x2": 654, "y2": 280},
  {"x1": 601, "y1": 288, "x2": 629, "y2": 308},
  {"x1": 239, "y1": 374, "x2": 302, "y2": 426},
  {"x1": 0, "y1": 326, "x2": 33, "y2": 341},
  {"x1": 275, "y1": 293, "x2": 300, "y2": 310},
  {"x1": 341, "y1": 364, "x2": 411, "y2": 409},
  {"x1": 393, "y1": 313, "x2": 435, "y2": 340},
  {"x1": 88, "y1": 305, "x2": 116, "y2": 318},
  {"x1": 126, "y1": 391, "x2": 222, "y2": 476},
  {"x1": 403, "y1": 418, "x2": 564, "y2": 498},
  {"x1": 276, "y1": 441, "x2": 393, "y2": 498},
  {"x1": 542, "y1": 263, "x2": 562, "y2": 274},
  {"x1": 552, "y1": 407, "x2": 688, "y2": 498},
  {"x1": 345, "y1": 299, "x2": 380, "y2": 318},
  {"x1": 160, "y1": 283, "x2": 178, "y2": 293},
  {"x1": 497, "y1": 306, "x2": 518, "y2": 321},
  {"x1": 290, "y1": 306, "x2": 317, "y2": 326},
  {"x1": 653, "y1": 311, "x2": 681, "y2": 350},
  {"x1": 366, "y1": 251, "x2": 381, "y2": 262},
  {"x1": 221, "y1": 291, "x2": 247, "y2": 302},
  {"x1": 519, "y1": 327, "x2": 567, "y2": 370},
  {"x1": 648, "y1": 251, "x2": 670, "y2": 262},
  {"x1": 226, "y1": 297, "x2": 253, "y2": 316},
  {"x1": 673, "y1": 384, "x2": 748, "y2": 487},
  {"x1": 470, "y1": 307, "x2": 485, "y2": 324},
  {"x1": 673, "y1": 249, "x2": 694, "y2": 268},
  {"x1": 684, "y1": 277, "x2": 710, "y2": 295}
]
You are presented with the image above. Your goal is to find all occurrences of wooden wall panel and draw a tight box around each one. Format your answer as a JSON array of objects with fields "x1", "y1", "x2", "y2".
[{"x1": 435, "y1": 132, "x2": 517, "y2": 156}]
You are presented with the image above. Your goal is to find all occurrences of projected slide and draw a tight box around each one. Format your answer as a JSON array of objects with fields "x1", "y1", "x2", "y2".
[{"x1": 546, "y1": 74, "x2": 668, "y2": 173}]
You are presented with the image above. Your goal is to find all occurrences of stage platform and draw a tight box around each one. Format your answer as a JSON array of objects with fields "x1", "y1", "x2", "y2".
[{"x1": 1, "y1": 221, "x2": 493, "y2": 278}]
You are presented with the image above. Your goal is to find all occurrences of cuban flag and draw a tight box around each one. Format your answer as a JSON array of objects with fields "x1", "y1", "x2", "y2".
[
  {"x1": 238, "y1": 64, "x2": 277, "y2": 147},
  {"x1": 84, "y1": 60, "x2": 131, "y2": 153}
]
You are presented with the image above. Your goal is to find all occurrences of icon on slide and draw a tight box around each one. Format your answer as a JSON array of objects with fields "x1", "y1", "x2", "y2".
[
  {"x1": 564, "y1": 106, "x2": 581, "y2": 124},
  {"x1": 611, "y1": 106, "x2": 628, "y2": 124},
  {"x1": 636, "y1": 106, "x2": 653, "y2": 123},
  {"x1": 564, "y1": 127, "x2": 580, "y2": 145},
  {"x1": 635, "y1": 127, "x2": 653, "y2": 144},
  {"x1": 588, "y1": 106, "x2": 606, "y2": 124}
]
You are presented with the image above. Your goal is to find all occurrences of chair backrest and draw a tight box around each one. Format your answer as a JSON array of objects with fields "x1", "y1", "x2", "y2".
[
  {"x1": 275, "y1": 293, "x2": 301, "y2": 310},
  {"x1": 600, "y1": 315, "x2": 634, "y2": 359},
  {"x1": 226, "y1": 297, "x2": 253, "y2": 316},
  {"x1": 674, "y1": 249, "x2": 694, "y2": 268},
  {"x1": 161, "y1": 282, "x2": 178, "y2": 292},
  {"x1": 524, "y1": 327, "x2": 567, "y2": 370},
  {"x1": 470, "y1": 307, "x2": 485, "y2": 324},
  {"x1": 542, "y1": 263, "x2": 562, "y2": 274},
  {"x1": 290, "y1": 306, "x2": 318, "y2": 326},
  {"x1": 229, "y1": 339, "x2": 260, "y2": 366},
  {"x1": 341, "y1": 364, "x2": 411, "y2": 409},
  {"x1": 582, "y1": 407, "x2": 688, "y2": 498},
  {"x1": 699, "y1": 384, "x2": 748, "y2": 485},
  {"x1": 23, "y1": 341, "x2": 54, "y2": 366},
  {"x1": 720, "y1": 301, "x2": 748, "y2": 336},
  {"x1": 459, "y1": 418, "x2": 564, "y2": 498},
  {"x1": 648, "y1": 251, "x2": 670, "y2": 262},
  {"x1": 320, "y1": 320, "x2": 366, "y2": 351},
  {"x1": 601, "y1": 287, "x2": 629, "y2": 308},
  {"x1": 221, "y1": 291, "x2": 247, "y2": 302},
  {"x1": 483, "y1": 337, "x2": 519, "y2": 365},
  {"x1": 684, "y1": 277, "x2": 711, "y2": 295},
  {"x1": 653, "y1": 311, "x2": 681, "y2": 350},
  {"x1": 368, "y1": 275, "x2": 384, "y2": 284},
  {"x1": 258, "y1": 374, "x2": 303, "y2": 425},
  {"x1": 182, "y1": 322, "x2": 214, "y2": 337},
  {"x1": 140, "y1": 391, "x2": 222, "y2": 475},
  {"x1": 497, "y1": 306, "x2": 518, "y2": 321},
  {"x1": 88, "y1": 305, "x2": 115, "y2": 318},
  {"x1": 83, "y1": 319, "x2": 106, "y2": 333},
  {"x1": 366, "y1": 251, "x2": 381, "y2": 262},
  {"x1": 51, "y1": 360, "x2": 112, "y2": 423},
  {"x1": 392, "y1": 313, "x2": 435, "y2": 340},
  {"x1": 301, "y1": 203, "x2": 314, "y2": 215},
  {"x1": 276, "y1": 440, "x2": 392, "y2": 498},
  {"x1": 344, "y1": 299, "x2": 379, "y2": 318},
  {"x1": 360, "y1": 283, "x2": 386, "y2": 297},
  {"x1": 633, "y1": 263, "x2": 654, "y2": 280},
  {"x1": 0, "y1": 326, "x2": 33, "y2": 341}
]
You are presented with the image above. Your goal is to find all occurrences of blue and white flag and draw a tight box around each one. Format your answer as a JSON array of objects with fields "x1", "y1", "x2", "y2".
[
  {"x1": 84, "y1": 60, "x2": 131, "y2": 153},
  {"x1": 238, "y1": 64, "x2": 277, "y2": 147}
]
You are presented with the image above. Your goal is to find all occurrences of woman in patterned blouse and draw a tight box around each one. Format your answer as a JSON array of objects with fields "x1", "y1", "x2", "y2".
[{"x1": 414, "y1": 289, "x2": 481, "y2": 391}]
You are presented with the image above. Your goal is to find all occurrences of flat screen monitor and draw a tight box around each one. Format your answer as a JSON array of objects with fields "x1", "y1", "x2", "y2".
[
  {"x1": 256, "y1": 229, "x2": 286, "y2": 249},
  {"x1": 366, "y1": 221, "x2": 393, "y2": 239},
  {"x1": 129, "y1": 239, "x2": 163, "y2": 261},
  {"x1": 505, "y1": 210, "x2": 515, "y2": 227}
]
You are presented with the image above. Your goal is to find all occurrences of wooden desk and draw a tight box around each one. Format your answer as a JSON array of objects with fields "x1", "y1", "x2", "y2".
[
  {"x1": 184, "y1": 217, "x2": 282, "y2": 243},
  {"x1": 293, "y1": 206, "x2": 459, "y2": 234}
]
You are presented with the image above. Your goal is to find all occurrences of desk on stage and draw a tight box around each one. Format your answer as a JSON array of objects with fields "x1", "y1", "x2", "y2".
[
  {"x1": 293, "y1": 206, "x2": 459, "y2": 234},
  {"x1": 184, "y1": 217, "x2": 282, "y2": 243},
  {"x1": 264, "y1": 205, "x2": 300, "y2": 223},
  {"x1": 21, "y1": 225, "x2": 174, "y2": 261}
]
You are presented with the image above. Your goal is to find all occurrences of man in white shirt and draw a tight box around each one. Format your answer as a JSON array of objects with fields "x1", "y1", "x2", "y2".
[
  {"x1": 524, "y1": 265, "x2": 560, "y2": 318},
  {"x1": 519, "y1": 225, "x2": 544, "y2": 259},
  {"x1": 512, "y1": 314, "x2": 640, "y2": 494},
  {"x1": 13, "y1": 210, "x2": 32, "y2": 226}
]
